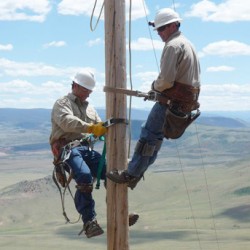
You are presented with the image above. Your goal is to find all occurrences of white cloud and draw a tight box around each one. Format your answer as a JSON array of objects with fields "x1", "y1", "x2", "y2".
[
  {"x1": 127, "y1": 0, "x2": 149, "y2": 21},
  {"x1": 199, "y1": 83, "x2": 250, "y2": 111},
  {"x1": 58, "y1": 1, "x2": 97, "y2": 16},
  {"x1": 200, "y1": 40, "x2": 250, "y2": 57},
  {"x1": 134, "y1": 71, "x2": 158, "y2": 92},
  {"x1": 0, "y1": 0, "x2": 51, "y2": 22},
  {"x1": 58, "y1": 0, "x2": 149, "y2": 21},
  {"x1": 0, "y1": 57, "x2": 77, "y2": 77},
  {"x1": 0, "y1": 57, "x2": 100, "y2": 108},
  {"x1": 135, "y1": 71, "x2": 158, "y2": 82},
  {"x1": 129, "y1": 38, "x2": 163, "y2": 51},
  {"x1": 187, "y1": 0, "x2": 250, "y2": 22},
  {"x1": 0, "y1": 44, "x2": 13, "y2": 51},
  {"x1": 43, "y1": 41, "x2": 66, "y2": 48},
  {"x1": 206, "y1": 66, "x2": 235, "y2": 72},
  {"x1": 87, "y1": 38, "x2": 103, "y2": 47},
  {"x1": 0, "y1": 79, "x2": 70, "y2": 108},
  {"x1": 1, "y1": 79, "x2": 34, "y2": 93}
]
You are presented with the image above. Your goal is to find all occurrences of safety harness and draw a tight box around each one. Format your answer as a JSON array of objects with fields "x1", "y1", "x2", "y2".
[
  {"x1": 52, "y1": 136, "x2": 97, "y2": 224},
  {"x1": 52, "y1": 118, "x2": 127, "y2": 223}
]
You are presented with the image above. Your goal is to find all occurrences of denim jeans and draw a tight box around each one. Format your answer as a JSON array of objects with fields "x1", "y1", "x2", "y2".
[
  {"x1": 65, "y1": 146, "x2": 106, "y2": 224},
  {"x1": 128, "y1": 102, "x2": 167, "y2": 177}
]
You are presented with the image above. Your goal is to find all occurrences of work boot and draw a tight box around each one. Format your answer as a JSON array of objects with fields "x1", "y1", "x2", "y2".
[
  {"x1": 106, "y1": 169, "x2": 142, "y2": 190},
  {"x1": 82, "y1": 219, "x2": 104, "y2": 238},
  {"x1": 129, "y1": 213, "x2": 139, "y2": 227}
]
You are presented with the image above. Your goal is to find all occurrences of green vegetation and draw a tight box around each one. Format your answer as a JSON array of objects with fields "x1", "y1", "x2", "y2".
[{"x1": 234, "y1": 186, "x2": 250, "y2": 196}]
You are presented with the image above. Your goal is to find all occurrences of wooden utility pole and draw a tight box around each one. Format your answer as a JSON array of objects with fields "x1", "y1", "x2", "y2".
[{"x1": 104, "y1": 0, "x2": 129, "y2": 250}]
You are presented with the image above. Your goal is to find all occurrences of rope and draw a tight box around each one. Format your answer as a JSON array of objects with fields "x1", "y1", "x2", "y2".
[
  {"x1": 194, "y1": 123, "x2": 220, "y2": 249},
  {"x1": 95, "y1": 136, "x2": 106, "y2": 189},
  {"x1": 174, "y1": 140, "x2": 203, "y2": 250},
  {"x1": 52, "y1": 165, "x2": 81, "y2": 224},
  {"x1": 172, "y1": 0, "x2": 177, "y2": 11},
  {"x1": 142, "y1": 0, "x2": 160, "y2": 72},
  {"x1": 127, "y1": 0, "x2": 133, "y2": 158},
  {"x1": 90, "y1": 0, "x2": 104, "y2": 31}
]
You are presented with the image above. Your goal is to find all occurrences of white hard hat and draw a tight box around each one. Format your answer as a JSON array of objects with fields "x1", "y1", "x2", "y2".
[
  {"x1": 154, "y1": 8, "x2": 182, "y2": 30},
  {"x1": 72, "y1": 70, "x2": 96, "y2": 90}
]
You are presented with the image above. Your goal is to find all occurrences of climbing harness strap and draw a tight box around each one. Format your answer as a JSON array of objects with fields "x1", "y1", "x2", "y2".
[
  {"x1": 95, "y1": 136, "x2": 106, "y2": 189},
  {"x1": 52, "y1": 162, "x2": 80, "y2": 224},
  {"x1": 162, "y1": 82, "x2": 200, "y2": 113},
  {"x1": 104, "y1": 83, "x2": 200, "y2": 113},
  {"x1": 104, "y1": 86, "x2": 149, "y2": 98},
  {"x1": 95, "y1": 118, "x2": 128, "y2": 189},
  {"x1": 76, "y1": 183, "x2": 93, "y2": 193},
  {"x1": 52, "y1": 135, "x2": 96, "y2": 224}
]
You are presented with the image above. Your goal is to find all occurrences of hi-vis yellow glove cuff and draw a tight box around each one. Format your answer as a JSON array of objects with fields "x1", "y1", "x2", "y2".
[{"x1": 87, "y1": 122, "x2": 107, "y2": 137}]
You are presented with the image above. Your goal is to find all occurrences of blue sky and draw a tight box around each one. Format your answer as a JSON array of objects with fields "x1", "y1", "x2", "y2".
[{"x1": 0, "y1": 0, "x2": 250, "y2": 111}]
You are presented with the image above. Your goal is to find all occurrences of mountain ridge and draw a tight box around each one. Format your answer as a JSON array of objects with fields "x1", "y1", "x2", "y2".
[
  {"x1": 0, "y1": 108, "x2": 249, "y2": 161},
  {"x1": 0, "y1": 108, "x2": 249, "y2": 128}
]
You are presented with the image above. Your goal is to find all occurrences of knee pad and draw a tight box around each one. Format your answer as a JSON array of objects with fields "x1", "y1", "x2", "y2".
[
  {"x1": 135, "y1": 139, "x2": 163, "y2": 157},
  {"x1": 155, "y1": 139, "x2": 163, "y2": 151},
  {"x1": 75, "y1": 183, "x2": 93, "y2": 193}
]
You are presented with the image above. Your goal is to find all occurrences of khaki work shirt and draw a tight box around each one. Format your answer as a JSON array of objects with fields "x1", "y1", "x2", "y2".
[
  {"x1": 154, "y1": 31, "x2": 200, "y2": 92},
  {"x1": 49, "y1": 93, "x2": 101, "y2": 145}
]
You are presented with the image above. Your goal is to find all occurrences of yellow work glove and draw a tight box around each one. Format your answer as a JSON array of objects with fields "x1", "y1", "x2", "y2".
[{"x1": 87, "y1": 122, "x2": 107, "y2": 137}]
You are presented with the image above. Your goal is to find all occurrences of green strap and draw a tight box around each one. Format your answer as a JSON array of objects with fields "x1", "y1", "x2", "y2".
[{"x1": 95, "y1": 136, "x2": 106, "y2": 189}]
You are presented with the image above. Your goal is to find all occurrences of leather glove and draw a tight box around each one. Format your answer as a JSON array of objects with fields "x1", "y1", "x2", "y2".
[{"x1": 87, "y1": 122, "x2": 107, "y2": 137}]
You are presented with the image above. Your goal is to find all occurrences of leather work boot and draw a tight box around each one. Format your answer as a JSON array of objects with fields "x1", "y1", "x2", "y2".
[
  {"x1": 83, "y1": 219, "x2": 104, "y2": 238},
  {"x1": 106, "y1": 169, "x2": 142, "y2": 190},
  {"x1": 129, "y1": 213, "x2": 139, "y2": 227}
]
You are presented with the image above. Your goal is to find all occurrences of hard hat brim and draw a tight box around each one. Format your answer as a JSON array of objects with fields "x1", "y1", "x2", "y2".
[
  {"x1": 72, "y1": 76, "x2": 95, "y2": 91},
  {"x1": 153, "y1": 18, "x2": 182, "y2": 30}
]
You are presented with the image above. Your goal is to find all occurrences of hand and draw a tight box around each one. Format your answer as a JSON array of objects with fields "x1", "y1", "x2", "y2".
[
  {"x1": 87, "y1": 122, "x2": 107, "y2": 137},
  {"x1": 144, "y1": 81, "x2": 156, "y2": 101},
  {"x1": 144, "y1": 90, "x2": 157, "y2": 101}
]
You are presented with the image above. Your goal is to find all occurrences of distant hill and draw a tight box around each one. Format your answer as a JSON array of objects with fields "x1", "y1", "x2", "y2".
[
  {"x1": 196, "y1": 116, "x2": 249, "y2": 128},
  {"x1": 0, "y1": 108, "x2": 249, "y2": 161},
  {"x1": 0, "y1": 108, "x2": 249, "y2": 129},
  {"x1": 0, "y1": 108, "x2": 51, "y2": 129}
]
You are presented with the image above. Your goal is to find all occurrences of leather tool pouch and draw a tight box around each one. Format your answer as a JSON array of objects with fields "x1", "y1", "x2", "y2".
[{"x1": 164, "y1": 108, "x2": 200, "y2": 139}]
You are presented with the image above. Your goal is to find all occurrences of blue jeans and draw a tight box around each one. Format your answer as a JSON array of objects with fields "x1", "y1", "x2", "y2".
[
  {"x1": 128, "y1": 102, "x2": 167, "y2": 177},
  {"x1": 65, "y1": 146, "x2": 106, "y2": 224}
]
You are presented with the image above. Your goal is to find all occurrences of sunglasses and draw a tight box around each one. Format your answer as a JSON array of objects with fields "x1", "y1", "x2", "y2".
[{"x1": 157, "y1": 25, "x2": 168, "y2": 32}]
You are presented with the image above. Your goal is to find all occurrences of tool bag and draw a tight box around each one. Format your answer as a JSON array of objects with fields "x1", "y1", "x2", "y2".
[
  {"x1": 162, "y1": 82, "x2": 201, "y2": 139},
  {"x1": 163, "y1": 108, "x2": 200, "y2": 139}
]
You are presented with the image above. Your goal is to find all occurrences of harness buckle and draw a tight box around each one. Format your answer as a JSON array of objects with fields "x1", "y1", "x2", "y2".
[{"x1": 146, "y1": 90, "x2": 159, "y2": 102}]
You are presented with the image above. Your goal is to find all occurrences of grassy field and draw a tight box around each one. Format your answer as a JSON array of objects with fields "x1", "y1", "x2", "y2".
[{"x1": 0, "y1": 150, "x2": 249, "y2": 250}]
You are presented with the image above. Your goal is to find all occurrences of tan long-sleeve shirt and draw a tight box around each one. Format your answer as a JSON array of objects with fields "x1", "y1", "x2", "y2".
[
  {"x1": 154, "y1": 31, "x2": 200, "y2": 92},
  {"x1": 49, "y1": 93, "x2": 101, "y2": 145}
]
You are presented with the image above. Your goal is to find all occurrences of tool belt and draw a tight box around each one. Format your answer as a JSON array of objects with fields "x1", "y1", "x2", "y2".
[
  {"x1": 51, "y1": 138, "x2": 90, "y2": 164},
  {"x1": 51, "y1": 138, "x2": 68, "y2": 163},
  {"x1": 160, "y1": 81, "x2": 200, "y2": 113}
]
